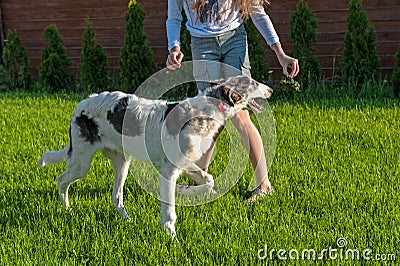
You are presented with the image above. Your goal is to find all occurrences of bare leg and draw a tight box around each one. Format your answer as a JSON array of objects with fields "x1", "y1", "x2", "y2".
[
  {"x1": 197, "y1": 109, "x2": 273, "y2": 196},
  {"x1": 231, "y1": 110, "x2": 273, "y2": 192}
]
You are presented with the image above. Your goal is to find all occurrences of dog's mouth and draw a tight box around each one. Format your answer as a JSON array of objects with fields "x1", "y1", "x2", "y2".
[{"x1": 248, "y1": 99, "x2": 263, "y2": 113}]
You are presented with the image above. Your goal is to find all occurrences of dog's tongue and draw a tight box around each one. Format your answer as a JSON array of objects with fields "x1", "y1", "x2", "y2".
[{"x1": 248, "y1": 99, "x2": 263, "y2": 113}]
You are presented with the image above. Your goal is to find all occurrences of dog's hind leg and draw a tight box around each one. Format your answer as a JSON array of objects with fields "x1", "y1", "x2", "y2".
[
  {"x1": 103, "y1": 150, "x2": 131, "y2": 219},
  {"x1": 58, "y1": 148, "x2": 96, "y2": 209},
  {"x1": 160, "y1": 162, "x2": 181, "y2": 239}
]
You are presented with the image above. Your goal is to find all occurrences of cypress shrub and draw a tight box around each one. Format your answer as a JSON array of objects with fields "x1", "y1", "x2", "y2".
[
  {"x1": 2, "y1": 29, "x2": 31, "y2": 90},
  {"x1": 119, "y1": 0, "x2": 157, "y2": 92},
  {"x1": 39, "y1": 24, "x2": 74, "y2": 92},
  {"x1": 79, "y1": 20, "x2": 109, "y2": 92},
  {"x1": 339, "y1": 0, "x2": 381, "y2": 88},
  {"x1": 289, "y1": 0, "x2": 321, "y2": 86}
]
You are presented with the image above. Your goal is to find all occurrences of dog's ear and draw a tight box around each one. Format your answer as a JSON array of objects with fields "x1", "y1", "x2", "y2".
[
  {"x1": 229, "y1": 89, "x2": 243, "y2": 104},
  {"x1": 198, "y1": 78, "x2": 224, "y2": 97},
  {"x1": 204, "y1": 78, "x2": 244, "y2": 106},
  {"x1": 221, "y1": 85, "x2": 243, "y2": 106},
  {"x1": 209, "y1": 77, "x2": 225, "y2": 87}
]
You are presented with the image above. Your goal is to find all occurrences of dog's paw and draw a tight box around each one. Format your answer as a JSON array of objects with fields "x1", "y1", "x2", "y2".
[
  {"x1": 206, "y1": 178, "x2": 214, "y2": 188},
  {"x1": 38, "y1": 157, "x2": 45, "y2": 168},
  {"x1": 205, "y1": 174, "x2": 214, "y2": 185},
  {"x1": 162, "y1": 221, "x2": 177, "y2": 239},
  {"x1": 177, "y1": 173, "x2": 216, "y2": 195},
  {"x1": 208, "y1": 188, "x2": 217, "y2": 195},
  {"x1": 205, "y1": 179, "x2": 216, "y2": 194},
  {"x1": 177, "y1": 183, "x2": 214, "y2": 195},
  {"x1": 118, "y1": 208, "x2": 132, "y2": 222}
]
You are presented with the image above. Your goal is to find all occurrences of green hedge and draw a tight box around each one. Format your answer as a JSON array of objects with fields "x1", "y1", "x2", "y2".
[
  {"x1": 0, "y1": 0, "x2": 396, "y2": 99},
  {"x1": 339, "y1": 0, "x2": 381, "y2": 88},
  {"x1": 79, "y1": 20, "x2": 110, "y2": 92},
  {"x1": 289, "y1": 0, "x2": 321, "y2": 86},
  {"x1": 119, "y1": 0, "x2": 157, "y2": 92},
  {"x1": 2, "y1": 29, "x2": 31, "y2": 91},
  {"x1": 39, "y1": 24, "x2": 75, "y2": 93}
]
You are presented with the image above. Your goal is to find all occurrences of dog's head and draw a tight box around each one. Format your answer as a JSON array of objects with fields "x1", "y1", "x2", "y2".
[{"x1": 199, "y1": 75, "x2": 273, "y2": 114}]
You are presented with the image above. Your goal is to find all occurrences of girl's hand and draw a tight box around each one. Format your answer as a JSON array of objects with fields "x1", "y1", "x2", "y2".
[
  {"x1": 278, "y1": 54, "x2": 299, "y2": 78},
  {"x1": 271, "y1": 43, "x2": 300, "y2": 78},
  {"x1": 166, "y1": 46, "x2": 184, "y2": 70}
]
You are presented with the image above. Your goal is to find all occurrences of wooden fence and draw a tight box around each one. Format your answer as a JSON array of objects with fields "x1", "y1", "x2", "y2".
[{"x1": 0, "y1": 0, "x2": 399, "y2": 79}]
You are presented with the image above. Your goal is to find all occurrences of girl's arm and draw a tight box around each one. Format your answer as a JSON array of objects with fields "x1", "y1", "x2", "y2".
[
  {"x1": 166, "y1": 0, "x2": 184, "y2": 69},
  {"x1": 166, "y1": 0, "x2": 184, "y2": 51},
  {"x1": 250, "y1": 5, "x2": 299, "y2": 77}
]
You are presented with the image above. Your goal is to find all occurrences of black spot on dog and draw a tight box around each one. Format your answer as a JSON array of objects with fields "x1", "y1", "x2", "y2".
[
  {"x1": 107, "y1": 97, "x2": 143, "y2": 137},
  {"x1": 163, "y1": 102, "x2": 180, "y2": 121},
  {"x1": 68, "y1": 126, "x2": 73, "y2": 156},
  {"x1": 164, "y1": 102, "x2": 191, "y2": 135},
  {"x1": 213, "y1": 125, "x2": 225, "y2": 142},
  {"x1": 75, "y1": 111, "x2": 101, "y2": 144},
  {"x1": 107, "y1": 97, "x2": 128, "y2": 134}
]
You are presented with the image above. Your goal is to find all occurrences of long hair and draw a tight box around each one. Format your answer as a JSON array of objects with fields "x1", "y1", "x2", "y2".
[{"x1": 193, "y1": 0, "x2": 271, "y2": 20}]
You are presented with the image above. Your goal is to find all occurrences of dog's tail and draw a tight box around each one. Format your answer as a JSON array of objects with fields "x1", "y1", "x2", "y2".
[{"x1": 38, "y1": 144, "x2": 70, "y2": 168}]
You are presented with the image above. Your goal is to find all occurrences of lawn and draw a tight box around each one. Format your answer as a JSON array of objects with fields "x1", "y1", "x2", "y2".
[{"x1": 0, "y1": 93, "x2": 399, "y2": 264}]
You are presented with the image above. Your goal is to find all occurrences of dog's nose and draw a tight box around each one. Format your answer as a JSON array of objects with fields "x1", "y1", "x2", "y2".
[{"x1": 261, "y1": 84, "x2": 273, "y2": 99}]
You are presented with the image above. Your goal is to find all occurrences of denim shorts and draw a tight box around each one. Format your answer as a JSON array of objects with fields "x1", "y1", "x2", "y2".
[{"x1": 191, "y1": 23, "x2": 251, "y2": 90}]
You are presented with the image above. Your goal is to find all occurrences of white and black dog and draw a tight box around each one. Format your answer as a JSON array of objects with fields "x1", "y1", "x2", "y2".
[{"x1": 38, "y1": 75, "x2": 272, "y2": 237}]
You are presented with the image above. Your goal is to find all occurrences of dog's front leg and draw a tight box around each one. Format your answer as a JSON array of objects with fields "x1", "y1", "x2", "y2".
[
  {"x1": 159, "y1": 162, "x2": 180, "y2": 239},
  {"x1": 179, "y1": 168, "x2": 216, "y2": 195}
]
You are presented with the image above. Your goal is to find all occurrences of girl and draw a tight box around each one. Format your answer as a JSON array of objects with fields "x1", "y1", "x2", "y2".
[{"x1": 166, "y1": 0, "x2": 299, "y2": 203}]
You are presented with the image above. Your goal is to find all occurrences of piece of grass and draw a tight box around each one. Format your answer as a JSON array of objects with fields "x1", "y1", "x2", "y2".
[{"x1": 0, "y1": 94, "x2": 398, "y2": 264}]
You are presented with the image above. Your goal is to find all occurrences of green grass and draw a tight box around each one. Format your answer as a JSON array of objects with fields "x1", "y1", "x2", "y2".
[{"x1": 0, "y1": 93, "x2": 399, "y2": 264}]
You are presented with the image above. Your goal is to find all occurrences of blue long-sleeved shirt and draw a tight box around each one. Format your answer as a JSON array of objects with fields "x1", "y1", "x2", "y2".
[{"x1": 166, "y1": 0, "x2": 280, "y2": 51}]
